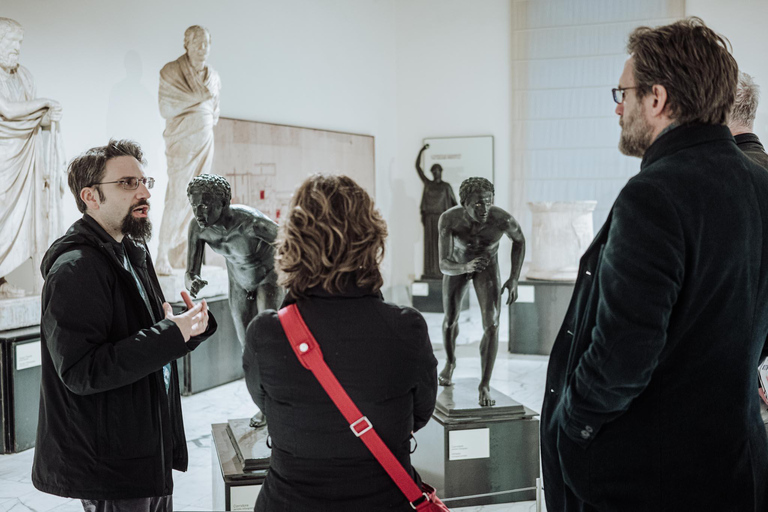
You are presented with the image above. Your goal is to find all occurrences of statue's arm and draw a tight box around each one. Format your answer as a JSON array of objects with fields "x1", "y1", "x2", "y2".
[
  {"x1": 415, "y1": 144, "x2": 430, "y2": 184},
  {"x1": 184, "y1": 222, "x2": 208, "y2": 297},
  {"x1": 0, "y1": 94, "x2": 58, "y2": 121},
  {"x1": 438, "y1": 213, "x2": 467, "y2": 275},
  {"x1": 502, "y1": 213, "x2": 526, "y2": 304},
  {"x1": 448, "y1": 184, "x2": 458, "y2": 207}
]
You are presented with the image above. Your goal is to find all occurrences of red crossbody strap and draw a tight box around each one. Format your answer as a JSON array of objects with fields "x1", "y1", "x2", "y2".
[{"x1": 278, "y1": 304, "x2": 431, "y2": 510}]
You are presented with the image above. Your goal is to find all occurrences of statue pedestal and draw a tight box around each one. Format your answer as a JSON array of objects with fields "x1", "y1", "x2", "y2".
[
  {"x1": 526, "y1": 201, "x2": 596, "y2": 281},
  {"x1": 411, "y1": 379, "x2": 539, "y2": 507},
  {"x1": 0, "y1": 326, "x2": 42, "y2": 453},
  {"x1": 508, "y1": 279, "x2": 575, "y2": 355},
  {"x1": 157, "y1": 265, "x2": 229, "y2": 302},
  {"x1": 411, "y1": 277, "x2": 469, "y2": 314},
  {"x1": 171, "y1": 295, "x2": 242, "y2": 395},
  {"x1": 212, "y1": 419, "x2": 270, "y2": 511},
  {"x1": 0, "y1": 296, "x2": 41, "y2": 331}
]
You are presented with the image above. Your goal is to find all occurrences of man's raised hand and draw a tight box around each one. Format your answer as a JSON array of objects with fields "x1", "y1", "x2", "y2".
[{"x1": 162, "y1": 290, "x2": 209, "y2": 342}]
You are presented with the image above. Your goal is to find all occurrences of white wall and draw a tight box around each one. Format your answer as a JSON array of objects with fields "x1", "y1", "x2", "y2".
[
  {"x1": 5, "y1": 0, "x2": 519, "y2": 302},
  {"x1": 393, "y1": 0, "x2": 514, "y2": 301},
  {"x1": 512, "y1": 0, "x2": 684, "y2": 238},
  {"x1": 686, "y1": 0, "x2": 768, "y2": 141},
  {"x1": 4, "y1": 0, "x2": 401, "y2": 295}
]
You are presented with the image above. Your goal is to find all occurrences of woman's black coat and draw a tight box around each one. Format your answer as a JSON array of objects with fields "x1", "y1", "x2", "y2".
[{"x1": 243, "y1": 286, "x2": 437, "y2": 511}]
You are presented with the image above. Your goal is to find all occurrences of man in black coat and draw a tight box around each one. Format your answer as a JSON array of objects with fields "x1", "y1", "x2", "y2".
[
  {"x1": 729, "y1": 71, "x2": 768, "y2": 439},
  {"x1": 541, "y1": 18, "x2": 768, "y2": 511},
  {"x1": 729, "y1": 71, "x2": 768, "y2": 170},
  {"x1": 32, "y1": 140, "x2": 216, "y2": 511}
]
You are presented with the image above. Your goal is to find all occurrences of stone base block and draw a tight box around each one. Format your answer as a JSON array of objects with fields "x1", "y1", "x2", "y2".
[{"x1": 0, "y1": 296, "x2": 41, "y2": 331}]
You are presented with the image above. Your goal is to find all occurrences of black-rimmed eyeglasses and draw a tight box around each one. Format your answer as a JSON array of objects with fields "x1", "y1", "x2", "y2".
[
  {"x1": 612, "y1": 87, "x2": 638, "y2": 104},
  {"x1": 95, "y1": 177, "x2": 155, "y2": 190}
]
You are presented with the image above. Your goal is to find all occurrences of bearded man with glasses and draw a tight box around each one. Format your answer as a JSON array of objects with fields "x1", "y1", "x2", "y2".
[
  {"x1": 32, "y1": 139, "x2": 218, "y2": 512},
  {"x1": 541, "y1": 18, "x2": 768, "y2": 511}
]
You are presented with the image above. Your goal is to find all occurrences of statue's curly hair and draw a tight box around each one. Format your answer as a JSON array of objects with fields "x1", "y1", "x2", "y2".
[
  {"x1": 187, "y1": 174, "x2": 231, "y2": 205},
  {"x1": 459, "y1": 177, "x2": 494, "y2": 205},
  {"x1": 277, "y1": 174, "x2": 387, "y2": 296}
]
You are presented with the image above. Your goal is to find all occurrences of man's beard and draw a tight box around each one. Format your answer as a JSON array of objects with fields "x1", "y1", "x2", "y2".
[
  {"x1": 121, "y1": 200, "x2": 152, "y2": 241},
  {"x1": 618, "y1": 102, "x2": 654, "y2": 157},
  {"x1": 0, "y1": 55, "x2": 19, "y2": 72}
]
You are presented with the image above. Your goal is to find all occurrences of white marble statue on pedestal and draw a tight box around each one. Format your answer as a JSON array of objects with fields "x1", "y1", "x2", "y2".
[
  {"x1": 526, "y1": 201, "x2": 597, "y2": 281},
  {"x1": 155, "y1": 25, "x2": 221, "y2": 275},
  {"x1": 0, "y1": 18, "x2": 65, "y2": 298}
]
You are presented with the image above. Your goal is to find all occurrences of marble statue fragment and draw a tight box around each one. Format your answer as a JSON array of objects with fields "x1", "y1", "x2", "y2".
[
  {"x1": 438, "y1": 177, "x2": 525, "y2": 406},
  {"x1": 185, "y1": 174, "x2": 284, "y2": 427},
  {"x1": 0, "y1": 18, "x2": 65, "y2": 298},
  {"x1": 156, "y1": 25, "x2": 221, "y2": 275}
]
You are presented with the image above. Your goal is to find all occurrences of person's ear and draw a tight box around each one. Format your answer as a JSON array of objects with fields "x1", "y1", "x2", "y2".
[
  {"x1": 80, "y1": 186, "x2": 101, "y2": 211},
  {"x1": 649, "y1": 84, "x2": 668, "y2": 118}
]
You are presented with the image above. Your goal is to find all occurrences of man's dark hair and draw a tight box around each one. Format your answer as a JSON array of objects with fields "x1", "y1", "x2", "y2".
[
  {"x1": 187, "y1": 174, "x2": 231, "y2": 206},
  {"x1": 730, "y1": 72, "x2": 760, "y2": 128},
  {"x1": 67, "y1": 139, "x2": 146, "y2": 214},
  {"x1": 459, "y1": 177, "x2": 494, "y2": 204},
  {"x1": 627, "y1": 17, "x2": 738, "y2": 125}
]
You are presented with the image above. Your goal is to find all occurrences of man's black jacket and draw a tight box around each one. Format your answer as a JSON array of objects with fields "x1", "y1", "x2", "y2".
[
  {"x1": 541, "y1": 124, "x2": 768, "y2": 511},
  {"x1": 32, "y1": 215, "x2": 217, "y2": 499},
  {"x1": 735, "y1": 132, "x2": 768, "y2": 170}
]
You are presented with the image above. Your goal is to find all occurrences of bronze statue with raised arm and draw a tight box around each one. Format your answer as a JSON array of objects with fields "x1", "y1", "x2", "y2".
[
  {"x1": 185, "y1": 174, "x2": 284, "y2": 426},
  {"x1": 416, "y1": 143, "x2": 457, "y2": 279},
  {"x1": 438, "y1": 177, "x2": 525, "y2": 406}
]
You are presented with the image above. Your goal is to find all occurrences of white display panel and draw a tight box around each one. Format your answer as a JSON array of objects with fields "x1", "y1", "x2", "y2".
[{"x1": 449, "y1": 427, "x2": 490, "y2": 461}]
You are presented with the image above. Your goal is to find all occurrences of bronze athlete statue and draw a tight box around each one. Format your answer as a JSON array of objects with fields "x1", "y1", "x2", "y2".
[
  {"x1": 438, "y1": 177, "x2": 525, "y2": 406},
  {"x1": 185, "y1": 174, "x2": 284, "y2": 426}
]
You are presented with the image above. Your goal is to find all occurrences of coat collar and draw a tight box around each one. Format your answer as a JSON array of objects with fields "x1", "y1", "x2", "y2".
[
  {"x1": 283, "y1": 283, "x2": 382, "y2": 306},
  {"x1": 640, "y1": 123, "x2": 734, "y2": 171},
  {"x1": 81, "y1": 214, "x2": 149, "y2": 270},
  {"x1": 734, "y1": 132, "x2": 764, "y2": 148}
]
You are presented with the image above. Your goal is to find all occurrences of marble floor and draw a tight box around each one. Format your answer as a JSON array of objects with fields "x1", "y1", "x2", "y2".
[{"x1": 0, "y1": 300, "x2": 549, "y2": 511}]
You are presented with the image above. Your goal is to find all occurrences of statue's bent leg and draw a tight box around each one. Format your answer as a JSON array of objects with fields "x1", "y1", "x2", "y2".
[
  {"x1": 440, "y1": 274, "x2": 470, "y2": 386},
  {"x1": 256, "y1": 272, "x2": 284, "y2": 312},
  {"x1": 228, "y1": 280, "x2": 266, "y2": 428},
  {"x1": 474, "y1": 263, "x2": 502, "y2": 407}
]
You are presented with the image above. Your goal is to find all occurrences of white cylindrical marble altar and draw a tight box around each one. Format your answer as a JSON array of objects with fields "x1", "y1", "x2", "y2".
[{"x1": 526, "y1": 201, "x2": 597, "y2": 281}]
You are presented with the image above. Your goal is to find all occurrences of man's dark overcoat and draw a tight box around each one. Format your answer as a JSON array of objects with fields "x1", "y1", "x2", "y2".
[
  {"x1": 541, "y1": 124, "x2": 768, "y2": 511},
  {"x1": 32, "y1": 215, "x2": 217, "y2": 499}
]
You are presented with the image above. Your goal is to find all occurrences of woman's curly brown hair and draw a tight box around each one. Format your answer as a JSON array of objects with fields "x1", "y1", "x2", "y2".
[{"x1": 277, "y1": 174, "x2": 387, "y2": 296}]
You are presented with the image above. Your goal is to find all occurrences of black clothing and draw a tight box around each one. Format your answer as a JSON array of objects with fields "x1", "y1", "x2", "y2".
[
  {"x1": 32, "y1": 215, "x2": 217, "y2": 500},
  {"x1": 243, "y1": 286, "x2": 437, "y2": 511},
  {"x1": 735, "y1": 132, "x2": 768, "y2": 170},
  {"x1": 81, "y1": 496, "x2": 172, "y2": 512},
  {"x1": 541, "y1": 124, "x2": 768, "y2": 511}
]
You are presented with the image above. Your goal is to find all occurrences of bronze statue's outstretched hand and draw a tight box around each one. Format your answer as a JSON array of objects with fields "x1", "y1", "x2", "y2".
[
  {"x1": 184, "y1": 272, "x2": 208, "y2": 299},
  {"x1": 465, "y1": 257, "x2": 489, "y2": 274},
  {"x1": 502, "y1": 278, "x2": 519, "y2": 305}
]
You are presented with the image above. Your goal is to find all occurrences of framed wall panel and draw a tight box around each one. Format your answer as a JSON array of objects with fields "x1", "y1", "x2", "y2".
[
  {"x1": 421, "y1": 136, "x2": 494, "y2": 197},
  {"x1": 213, "y1": 118, "x2": 375, "y2": 222}
]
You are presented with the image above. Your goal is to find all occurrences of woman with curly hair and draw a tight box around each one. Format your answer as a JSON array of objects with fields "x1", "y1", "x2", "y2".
[{"x1": 243, "y1": 174, "x2": 438, "y2": 511}]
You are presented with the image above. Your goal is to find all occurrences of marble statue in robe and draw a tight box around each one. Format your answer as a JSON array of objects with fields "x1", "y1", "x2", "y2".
[
  {"x1": 0, "y1": 18, "x2": 65, "y2": 298},
  {"x1": 156, "y1": 25, "x2": 221, "y2": 275}
]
